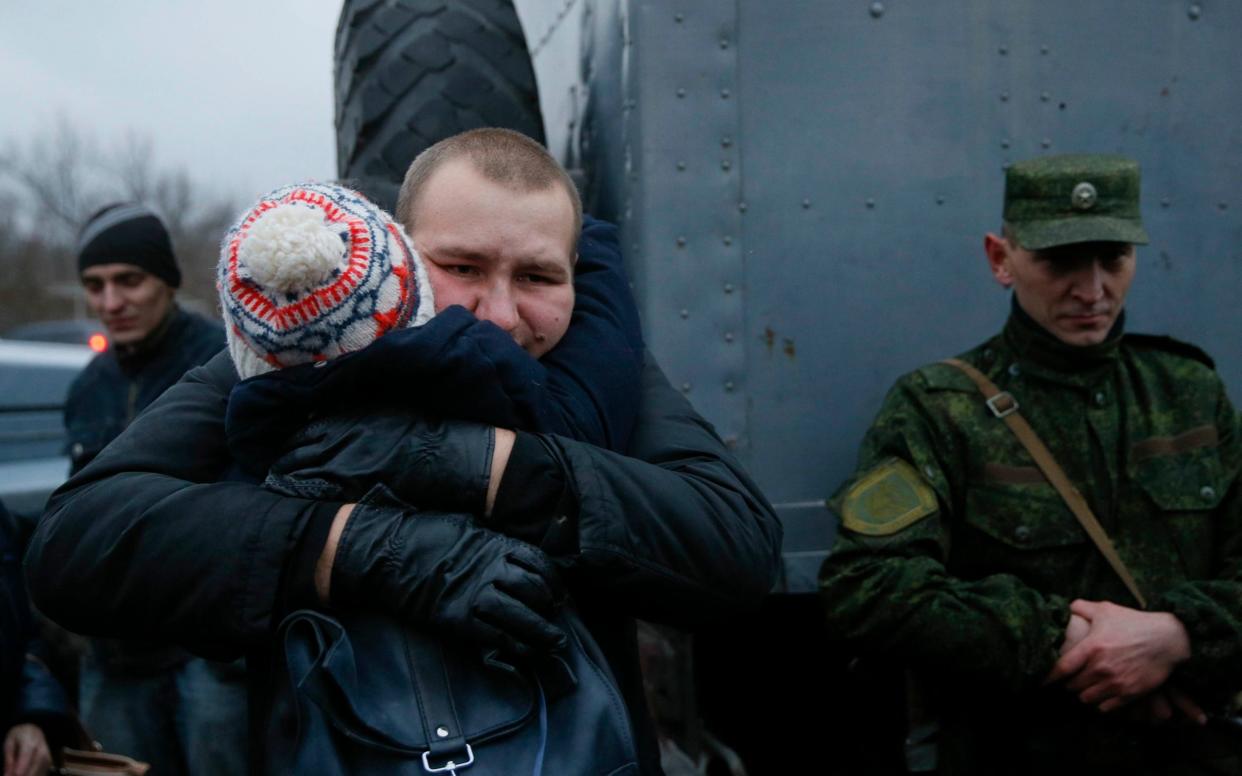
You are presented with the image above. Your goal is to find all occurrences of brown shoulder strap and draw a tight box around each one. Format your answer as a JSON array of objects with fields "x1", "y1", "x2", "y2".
[{"x1": 941, "y1": 358, "x2": 1148, "y2": 608}]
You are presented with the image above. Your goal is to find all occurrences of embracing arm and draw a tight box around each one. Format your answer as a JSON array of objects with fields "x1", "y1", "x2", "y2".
[
  {"x1": 26, "y1": 353, "x2": 327, "y2": 657},
  {"x1": 524, "y1": 352, "x2": 782, "y2": 624},
  {"x1": 307, "y1": 351, "x2": 781, "y2": 626}
]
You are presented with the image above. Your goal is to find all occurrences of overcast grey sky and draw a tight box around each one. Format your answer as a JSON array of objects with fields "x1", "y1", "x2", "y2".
[{"x1": 1, "y1": 2, "x2": 342, "y2": 201}]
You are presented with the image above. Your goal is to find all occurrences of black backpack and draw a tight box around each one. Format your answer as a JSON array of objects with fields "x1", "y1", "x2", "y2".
[{"x1": 266, "y1": 607, "x2": 639, "y2": 776}]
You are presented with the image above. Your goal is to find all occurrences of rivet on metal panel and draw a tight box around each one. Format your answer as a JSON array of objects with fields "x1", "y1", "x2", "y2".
[
  {"x1": 721, "y1": 159, "x2": 732, "y2": 171},
  {"x1": 1161, "y1": 198, "x2": 1171, "y2": 208},
  {"x1": 865, "y1": 198, "x2": 876, "y2": 209},
  {"x1": 724, "y1": 381, "x2": 735, "y2": 392},
  {"x1": 1001, "y1": 139, "x2": 1010, "y2": 149},
  {"x1": 738, "y1": 201, "x2": 748, "y2": 212},
  {"x1": 802, "y1": 198, "x2": 812, "y2": 209},
  {"x1": 676, "y1": 88, "x2": 686, "y2": 98},
  {"x1": 676, "y1": 236, "x2": 687, "y2": 247},
  {"x1": 724, "y1": 332, "x2": 735, "y2": 343},
  {"x1": 1188, "y1": 4, "x2": 1202, "y2": 20},
  {"x1": 1040, "y1": 91, "x2": 1050, "y2": 102},
  {"x1": 674, "y1": 12, "x2": 684, "y2": 22},
  {"x1": 721, "y1": 136, "x2": 733, "y2": 148},
  {"x1": 869, "y1": 2, "x2": 885, "y2": 18},
  {"x1": 724, "y1": 283, "x2": 735, "y2": 293},
  {"x1": 999, "y1": 45, "x2": 1009, "y2": 56},
  {"x1": 1041, "y1": 138, "x2": 1052, "y2": 149},
  {"x1": 1040, "y1": 45, "x2": 1049, "y2": 55},
  {"x1": 1000, "y1": 92, "x2": 1010, "y2": 102},
  {"x1": 936, "y1": 196, "x2": 945, "y2": 205},
  {"x1": 681, "y1": 382, "x2": 692, "y2": 393},
  {"x1": 680, "y1": 309, "x2": 689, "y2": 319},
  {"x1": 720, "y1": 38, "x2": 729, "y2": 49},
  {"x1": 677, "y1": 161, "x2": 687, "y2": 171},
  {"x1": 723, "y1": 236, "x2": 733, "y2": 246},
  {"x1": 721, "y1": 88, "x2": 731, "y2": 99},
  {"x1": 1002, "y1": 162, "x2": 1011, "y2": 171},
  {"x1": 1219, "y1": 202, "x2": 1229, "y2": 211}
]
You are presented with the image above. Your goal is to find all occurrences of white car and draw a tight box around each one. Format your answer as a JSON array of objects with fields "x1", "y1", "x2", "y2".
[{"x1": 0, "y1": 339, "x2": 92, "y2": 522}]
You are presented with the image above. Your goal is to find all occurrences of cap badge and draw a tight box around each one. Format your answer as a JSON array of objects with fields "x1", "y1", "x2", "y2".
[{"x1": 1071, "y1": 182, "x2": 1098, "y2": 211}]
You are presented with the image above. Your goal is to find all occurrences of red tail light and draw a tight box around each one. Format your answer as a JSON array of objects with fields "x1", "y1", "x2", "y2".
[{"x1": 88, "y1": 333, "x2": 108, "y2": 353}]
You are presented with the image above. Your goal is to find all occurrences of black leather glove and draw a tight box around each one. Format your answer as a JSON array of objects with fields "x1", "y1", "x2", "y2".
[
  {"x1": 266, "y1": 410, "x2": 495, "y2": 514},
  {"x1": 331, "y1": 499, "x2": 567, "y2": 656}
]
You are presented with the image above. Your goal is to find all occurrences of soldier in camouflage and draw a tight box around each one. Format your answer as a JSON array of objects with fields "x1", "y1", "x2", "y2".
[{"x1": 819, "y1": 154, "x2": 1242, "y2": 774}]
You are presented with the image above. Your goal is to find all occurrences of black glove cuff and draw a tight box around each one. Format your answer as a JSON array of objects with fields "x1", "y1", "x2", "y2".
[
  {"x1": 279, "y1": 500, "x2": 343, "y2": 614},
  {"x1": 326, "y1": 500, "x2": 397, "y2": 609},
  {"x1": 490, "y1": 432, "x2": 577, "y2": 553}
]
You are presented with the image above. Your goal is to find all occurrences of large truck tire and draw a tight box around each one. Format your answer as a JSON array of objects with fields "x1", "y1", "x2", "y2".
[{"x1": 334, "y1": 0, "x2": 545, "y2": 213}]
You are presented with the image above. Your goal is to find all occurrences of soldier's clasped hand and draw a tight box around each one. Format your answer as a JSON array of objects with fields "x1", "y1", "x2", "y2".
[{"x1": 1046, "y1": 599, "x2": 1196, "y2": 718}]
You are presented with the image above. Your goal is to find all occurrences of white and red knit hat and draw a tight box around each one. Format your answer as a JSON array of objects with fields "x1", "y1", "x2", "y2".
[{"x1": 218, "y1": 182, "x2": 434, "y2": 379}]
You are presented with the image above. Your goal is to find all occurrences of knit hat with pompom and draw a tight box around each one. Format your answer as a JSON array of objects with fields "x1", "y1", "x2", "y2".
[{"x1": 218, "y1": 182, "x2": 434, "y2": 379}]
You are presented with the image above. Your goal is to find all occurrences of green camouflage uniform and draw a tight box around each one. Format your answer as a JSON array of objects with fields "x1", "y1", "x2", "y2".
[{"x1": 819, "y1": 156, "x2": 1242, "y2": 774}]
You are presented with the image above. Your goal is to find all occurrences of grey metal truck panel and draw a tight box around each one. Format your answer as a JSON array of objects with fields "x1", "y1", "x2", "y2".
[{"x1": 524, "y1": 0, "x2": 1242, "y2": 591}]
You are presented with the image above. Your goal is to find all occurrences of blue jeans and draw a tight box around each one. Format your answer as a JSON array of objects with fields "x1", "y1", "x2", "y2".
[{"x1": 80, "y1": 655, "x2": 248, "y2": 776}]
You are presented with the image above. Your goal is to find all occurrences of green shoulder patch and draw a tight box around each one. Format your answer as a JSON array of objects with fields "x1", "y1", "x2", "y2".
[
  {"x1": 840, "y1": 458, "x2": 938, "y2": 536},
  {"x1": 1124, "y1": 333, "x2": 1215, "y2": 369}
]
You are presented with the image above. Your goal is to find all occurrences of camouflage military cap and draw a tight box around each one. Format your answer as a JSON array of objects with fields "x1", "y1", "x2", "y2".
[{"x1": 1003, "y1": 154, "x2": 1149, "y2": 250}]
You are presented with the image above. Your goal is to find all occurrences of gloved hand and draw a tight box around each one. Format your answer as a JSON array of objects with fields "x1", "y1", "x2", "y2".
[
  {"x1": 330, "y1": 500, "x2": 567, "y2": 656},
  {"x1": 266, "y1": 410, "x2": 495, "y2": 514}
]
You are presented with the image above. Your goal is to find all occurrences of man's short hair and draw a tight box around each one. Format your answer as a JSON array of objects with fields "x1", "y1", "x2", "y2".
[{"x1": 395, "y1": 128, "x2": 582, "y2": 247}]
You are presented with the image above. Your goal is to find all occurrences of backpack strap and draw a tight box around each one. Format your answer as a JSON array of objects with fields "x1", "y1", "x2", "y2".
[{"x1": 941, "y1": 358, "x2": 1148, "y2": 608}]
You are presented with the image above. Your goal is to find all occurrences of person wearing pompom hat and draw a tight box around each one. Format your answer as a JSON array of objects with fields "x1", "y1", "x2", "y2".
[
  {"x1": 64, "y1": 203, "x2": 245, "y2": 776},
  {"x1": 215, "y1": 174, "x2": 643, "y2": 625},
  {"x1": 209, "y1": 175, "x2": 661, "y2": 771}
]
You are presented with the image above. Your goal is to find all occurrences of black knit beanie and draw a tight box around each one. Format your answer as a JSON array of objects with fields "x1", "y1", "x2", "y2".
[{"x1": 77, "y1": 203, "x2": 181, "y2": 288}]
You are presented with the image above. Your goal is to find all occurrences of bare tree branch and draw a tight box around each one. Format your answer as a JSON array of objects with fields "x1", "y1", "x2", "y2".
[{"x1": 0, "y1": 120, "x2": 239, "y2": 331}]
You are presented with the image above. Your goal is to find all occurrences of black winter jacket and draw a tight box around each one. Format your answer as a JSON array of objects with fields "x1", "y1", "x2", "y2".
[
  {"x1": 65, "y1": 305, "x2": 224, "y2": 475},
  {"x1": 29, "y1": 351, "x2": 781, "y2": 773}
]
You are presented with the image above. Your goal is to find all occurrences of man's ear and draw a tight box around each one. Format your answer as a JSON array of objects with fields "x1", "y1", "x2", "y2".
[{"x1": 983, "y1": 233, "x2": 1013, "y2": 288}]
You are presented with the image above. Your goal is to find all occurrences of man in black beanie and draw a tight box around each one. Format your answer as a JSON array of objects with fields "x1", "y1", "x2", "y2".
[
  {"x1": 64, "y1": 203, "x2": 244, "y2": 776},
  {"x1": 76, "y1": 203, "x2": 183, "y2": 348}
]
